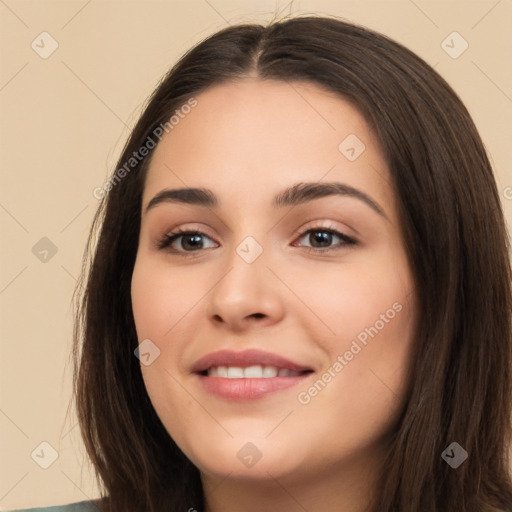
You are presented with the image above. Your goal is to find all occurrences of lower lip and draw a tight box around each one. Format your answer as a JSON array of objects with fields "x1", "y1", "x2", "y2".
[{"x1": 195, "y1": 374, "x2": 312, "y2": 401}]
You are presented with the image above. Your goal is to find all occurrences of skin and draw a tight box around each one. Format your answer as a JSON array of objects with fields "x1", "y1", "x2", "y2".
[{"x1": 131, "y1": 79, "x2": 417, "y2": 512}]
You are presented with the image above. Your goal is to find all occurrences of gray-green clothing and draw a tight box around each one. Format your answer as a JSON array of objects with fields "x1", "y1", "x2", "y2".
[{"x1": 7, "y1": 500, "x2": 99, "y2": 512}]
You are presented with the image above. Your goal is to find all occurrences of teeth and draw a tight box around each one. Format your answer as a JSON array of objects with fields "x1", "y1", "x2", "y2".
[
  {"x1": 206, "y1": 365, "x2": 302, "y2": 378},
  {"x1": 262, "y1": 366, "x2": 278, "y2": 378},
  {"x1": 245, "y1": 365, "x2": 267, "y2": 378},
  {"x1": 227, "y1": 367, "x2": 244, "y2": 378}
]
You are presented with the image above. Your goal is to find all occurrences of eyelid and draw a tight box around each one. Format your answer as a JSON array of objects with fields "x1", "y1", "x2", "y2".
[{"x1": 291, "y1": 221, "x2": 352, "y2": 240}]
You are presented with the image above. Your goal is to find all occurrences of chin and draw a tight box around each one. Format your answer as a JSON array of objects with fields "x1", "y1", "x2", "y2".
[{"x1": 183, "y1": 434, "x2": 310, "y2": 481}]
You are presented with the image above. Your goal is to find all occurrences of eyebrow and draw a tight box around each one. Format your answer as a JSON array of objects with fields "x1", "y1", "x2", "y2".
[{"x1": 144, "y1": 181, "x2": 388, "y2": 219}]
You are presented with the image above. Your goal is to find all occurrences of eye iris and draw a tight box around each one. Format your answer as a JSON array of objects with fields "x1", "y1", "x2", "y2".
[
  {"x1": 310, "y1": 231, "x2": 332, "y2": 247},
  {"x1": 181, "y1": 233, "x2": 203, "y2": 250}
]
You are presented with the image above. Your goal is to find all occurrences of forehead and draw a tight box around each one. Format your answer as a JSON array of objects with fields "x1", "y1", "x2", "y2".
[{"x1": 143, "y1": 79, "x2": 392, "y2": 212}]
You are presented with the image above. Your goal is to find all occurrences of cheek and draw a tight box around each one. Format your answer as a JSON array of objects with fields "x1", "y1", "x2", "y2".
[
  {"x1": 130, "y1": 255, "x2": 210, "y2": 416},
  {"x1": 131, "y1": 258, "x2": 201, "y2": 452},
  {"x1": 139, "y1": 365, "x2": 200, "y2": 465},
  {"x1": 294, "y1": 247, "x2": 415, "y2": 410},
  {"x1": 131, "y1": 257, "x2": 201, "y2": 340},
  {"x1": 292, "y1": 253, "x2": 412, "y2": 346},
  {"x1": 294, "y1": 290, "x2": 414, "y2": 463}
]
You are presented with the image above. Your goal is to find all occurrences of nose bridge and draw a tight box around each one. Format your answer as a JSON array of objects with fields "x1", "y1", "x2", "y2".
[
  {"x1": 214, "y1": 233, "x2": 269, "y2": 303},
  {"x1": 220, "y1": 209, "x2": 270, "y2": 272},
  {"x1": 205, "y1": 230, "x2": 284, "y2": 328}
]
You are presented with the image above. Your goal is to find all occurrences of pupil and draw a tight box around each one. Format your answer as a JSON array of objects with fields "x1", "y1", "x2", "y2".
[
  {"x1": 183, "y1": 234, "x2": 203, "y2": 250},
  {"x1": 311, "y1": 231, "x2": 331, "y2": 247}
]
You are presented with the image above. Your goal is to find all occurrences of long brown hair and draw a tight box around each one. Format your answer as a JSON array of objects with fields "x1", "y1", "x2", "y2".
[{"x1": 73, "y1": 15, "x2": 512, "y2": 512}]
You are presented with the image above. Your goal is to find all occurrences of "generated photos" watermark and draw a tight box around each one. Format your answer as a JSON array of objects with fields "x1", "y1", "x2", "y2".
[{"x1": 297, "y1": 301, "x2": 403, "y2": 405}]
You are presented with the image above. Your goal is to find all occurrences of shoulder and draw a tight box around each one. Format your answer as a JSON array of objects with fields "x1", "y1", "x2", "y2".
[{"x1": 7, "y1": 500, "x2": 100, "y2": 512}]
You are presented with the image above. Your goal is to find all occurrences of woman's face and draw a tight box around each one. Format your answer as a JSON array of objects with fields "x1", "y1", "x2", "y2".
[{"x1": 131, "y1": 79, "x2": 416, "y2": 487}]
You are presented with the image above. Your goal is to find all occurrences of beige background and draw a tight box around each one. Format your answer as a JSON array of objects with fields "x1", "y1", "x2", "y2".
[{"x1": 0, "y1": 0, "x2": 511, "y2": 509}]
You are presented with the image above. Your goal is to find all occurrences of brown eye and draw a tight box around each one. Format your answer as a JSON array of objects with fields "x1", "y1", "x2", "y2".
[
  {"x1": 294, "y1": 228, "x2": 357, "y2": 251},
  {"x1": 158, "y1": 230, "x2": 217, "y2": 252}
]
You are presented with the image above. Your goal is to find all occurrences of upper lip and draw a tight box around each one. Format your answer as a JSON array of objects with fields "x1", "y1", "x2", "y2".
[{"x1": 191, "y1": 349, "x2": 314, "y2": 374}]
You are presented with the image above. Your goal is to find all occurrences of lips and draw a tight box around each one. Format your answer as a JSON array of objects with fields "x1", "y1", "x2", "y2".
[{"x1": 191, "y1": 349, "x2": 314, "y2": 401}]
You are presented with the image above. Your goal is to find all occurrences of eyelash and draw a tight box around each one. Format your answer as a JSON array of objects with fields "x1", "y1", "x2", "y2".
[{"x1": 156, "y1": 225, "x2": 357, "y2": 256}]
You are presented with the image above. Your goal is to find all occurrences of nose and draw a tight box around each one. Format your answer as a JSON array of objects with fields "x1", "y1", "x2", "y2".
[{"x1": 204, "y1": 246, "x2": 285, "y2": 333}]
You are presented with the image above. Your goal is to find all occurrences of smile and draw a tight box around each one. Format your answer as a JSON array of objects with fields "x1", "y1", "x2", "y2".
[{"x1": 191, "y1": 349, "x2": 315, "y2": 401}]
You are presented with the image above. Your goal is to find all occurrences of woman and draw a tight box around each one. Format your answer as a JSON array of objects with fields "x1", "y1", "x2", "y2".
[{"x1": 13, "y1": 14, "x2": 512, "y2": 512}]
